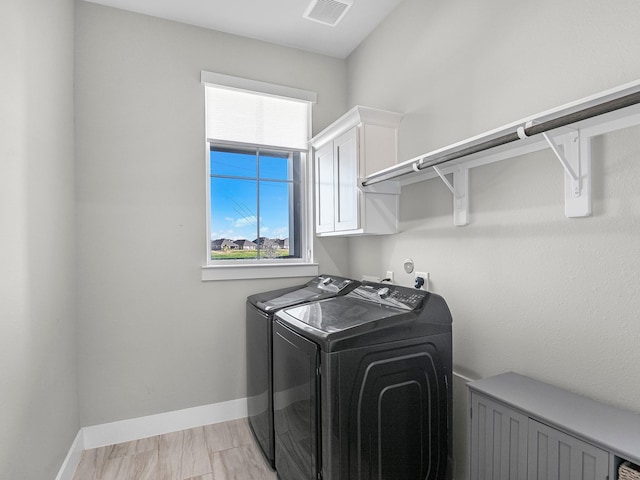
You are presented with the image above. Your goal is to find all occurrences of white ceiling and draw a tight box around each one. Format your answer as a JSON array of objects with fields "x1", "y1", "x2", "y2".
[{"x1": 83, "y1": 0, "x2": 403, "y2": 58}]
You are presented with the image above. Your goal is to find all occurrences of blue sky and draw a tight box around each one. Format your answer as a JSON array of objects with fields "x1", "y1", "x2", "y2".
[{"x1": 210, "y1": 149, "x2": 291, "y2": 241}]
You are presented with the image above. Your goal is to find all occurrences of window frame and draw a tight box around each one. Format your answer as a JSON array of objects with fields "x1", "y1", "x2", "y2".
[
  {"x1": 201, "y1": 72, "x2": 318, "y2": 281},
  {"x1": 207, "y1": 142, "x2": 307, "y2": 264}
]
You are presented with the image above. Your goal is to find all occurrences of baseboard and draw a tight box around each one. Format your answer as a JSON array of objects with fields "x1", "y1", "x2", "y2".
[
  {"x1": 82, "y1": 397, "x2": 248, "y2": 449},
  {"x1": 55, "y1": 397, "x2": 247, "y2": 479},
  {"x1": 54, "y1": 430, "x2": 84, "y2": 480},
  {"x1": 452, "y1": 369, "x2": 478, "y2": 383}
]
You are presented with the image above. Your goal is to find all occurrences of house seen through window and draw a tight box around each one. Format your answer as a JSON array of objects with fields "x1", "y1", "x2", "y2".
[{"x1": 202, "y1": 72, "x2": 316, "y2": 267}]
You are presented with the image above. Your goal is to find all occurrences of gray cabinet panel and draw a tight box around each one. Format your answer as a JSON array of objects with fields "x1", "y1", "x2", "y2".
[
  {"x1": 470, "y1": 392, "x2": 528, "y2": 480},
  {"x1": 527, "y1": 419, "x2": 609, "y2": 480},
  {"x1": 468, "y1": 373, "x2": 640, "y2": 480}
]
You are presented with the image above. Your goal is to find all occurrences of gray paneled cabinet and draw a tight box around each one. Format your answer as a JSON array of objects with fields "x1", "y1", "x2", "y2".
[
  {"x1": 527, "y1": 419, "x2": 608, "y2": 480},
  {"x1": 470, "y1": 393, "x2": 528, "y2": 480},
  {"x1": 469, "y1": 372, "x2": 640, "y2": 480}
]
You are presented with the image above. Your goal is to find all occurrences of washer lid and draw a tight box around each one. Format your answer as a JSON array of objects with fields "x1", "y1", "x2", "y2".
[
  {"x1": 255, "y1": 275, "x2": 357, "y2": 311},
  {"x1": 277, "y1": 285, "x2": 452, "y2": 352},
  {"x1": 280, "y1": 284, "x2": 427, "y2": 334},
  {"x1": 280, "y1": 297, "x2": 403, "y2": 333}
]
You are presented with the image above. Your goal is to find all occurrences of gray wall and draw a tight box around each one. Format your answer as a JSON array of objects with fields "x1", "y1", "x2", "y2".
[
  {"x1": 0, "y1": 0, "x2": 79, "y2": 478},
  {"x1": 346, "y1": 0, "x2": 640, "y2": 478},
  {"x1": 74, "y1": 1, "x2": 349, "y2": 426}
]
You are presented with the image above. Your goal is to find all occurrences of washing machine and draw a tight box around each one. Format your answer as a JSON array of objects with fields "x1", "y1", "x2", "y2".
[
  {"x1": 246, "y1": 275, "x2": 359, "y2": 468},
  {"x1": 272, "y1": 281, "x2": 453, "y2": 480}
]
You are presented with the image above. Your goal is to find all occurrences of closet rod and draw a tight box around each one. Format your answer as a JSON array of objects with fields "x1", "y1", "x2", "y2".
[{"x1": 362, "y1": 90, "x2": 640, "y2": 187}]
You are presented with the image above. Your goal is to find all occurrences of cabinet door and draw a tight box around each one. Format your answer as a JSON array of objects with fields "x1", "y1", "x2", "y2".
[
  {"x1": 333, "y1": 127, "x2": 360, "y2": 232},
  {"x1": 315, "y1": 142, "x2": 335, "y2": 234},
  {"x1": 470, "y1": 393, "x2": 528, "y2": 480},
  {"x1": 527, "y1": 419, "x2": 609, "y2": 480}
]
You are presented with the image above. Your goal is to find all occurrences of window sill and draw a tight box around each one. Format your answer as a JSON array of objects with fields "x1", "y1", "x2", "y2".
[{"x1": 201, "y1": 262, "x2": 319, "y2": 281}]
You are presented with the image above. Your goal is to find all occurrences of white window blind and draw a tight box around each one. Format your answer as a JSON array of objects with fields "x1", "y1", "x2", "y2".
[{"x1": 202, "y1": 72, "x2": 316, "y2": 151}]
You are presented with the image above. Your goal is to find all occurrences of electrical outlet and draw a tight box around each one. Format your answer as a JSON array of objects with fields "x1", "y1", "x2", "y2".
[
  {"x1": 415, "y1": 271, "x2": 429, "y2": 290},
  {"x1": 385, "y1": 270, "x2": 394, "y2": 283}
]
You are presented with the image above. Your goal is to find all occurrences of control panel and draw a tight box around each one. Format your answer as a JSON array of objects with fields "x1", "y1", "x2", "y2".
[{"x1": 347, "y1": 282, "x2": 427, "y2": 310}]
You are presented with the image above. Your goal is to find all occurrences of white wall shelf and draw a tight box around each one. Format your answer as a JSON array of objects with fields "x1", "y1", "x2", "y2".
[{"x1": 361, "y1": 79, "x2": 640, "y2": 225}]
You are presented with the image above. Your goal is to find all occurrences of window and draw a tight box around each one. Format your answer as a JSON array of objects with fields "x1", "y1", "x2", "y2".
[
  {"x1": 209, "y1": 145, "x2": 302, "y2": 261},
  {"x1": 201, "y1": 71, "x2": 318, "y2": 280}
]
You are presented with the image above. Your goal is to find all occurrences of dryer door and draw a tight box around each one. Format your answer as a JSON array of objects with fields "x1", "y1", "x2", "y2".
[{"x1": 273, "y1": 321, "x2": 320, "y2": 480}]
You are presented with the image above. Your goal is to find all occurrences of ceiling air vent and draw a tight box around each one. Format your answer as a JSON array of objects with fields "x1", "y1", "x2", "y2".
[{"x1": 303, "y1": 0, "x2": 354, "y2": 26}]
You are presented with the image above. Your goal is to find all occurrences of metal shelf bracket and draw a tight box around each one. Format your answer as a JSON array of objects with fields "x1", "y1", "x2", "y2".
[
  {"x1": 559, "y1": 130, "x2": 591, "y2": 217},
  {"x1": 541, "y1": 129, "x2": 591, "y2": 217},
  {"x1": 542, "y1": 132, "x2": 579, "y2": 182},
  {"x1": 432, "y1": 164, "x2": 469, "y2": 226},
  {"x1": 518, "y1": 122, "x2": 591, "y2": 217}
]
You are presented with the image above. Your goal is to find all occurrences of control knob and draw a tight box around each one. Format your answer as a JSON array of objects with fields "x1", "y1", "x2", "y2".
[{"x1": 377, "y1": 287, "x2": 390, "y2": 298}]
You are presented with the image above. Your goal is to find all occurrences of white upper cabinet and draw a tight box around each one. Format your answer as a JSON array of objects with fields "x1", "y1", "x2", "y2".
[{"x1": 311, "y1": 106, "x2": 403, "y2": 236}]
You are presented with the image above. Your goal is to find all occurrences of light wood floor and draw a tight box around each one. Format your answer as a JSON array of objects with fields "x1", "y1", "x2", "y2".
[{"x1": 72, "y1": 418, "x2": 277, "y2": 480}]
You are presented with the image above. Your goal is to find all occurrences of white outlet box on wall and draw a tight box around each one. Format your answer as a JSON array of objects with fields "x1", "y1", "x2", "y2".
[{"x1": 415, "y1": 272, "x2": 429, "y2": 290}]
